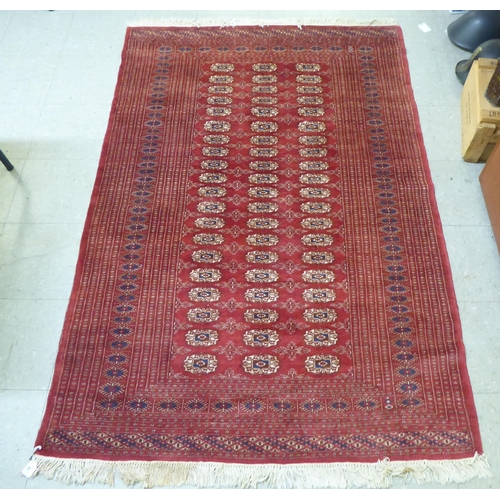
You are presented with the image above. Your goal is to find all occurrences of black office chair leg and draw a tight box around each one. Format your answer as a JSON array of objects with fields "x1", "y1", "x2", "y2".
[{"x1": 0, "y1": 150, "x2": 15, "y2": 171}]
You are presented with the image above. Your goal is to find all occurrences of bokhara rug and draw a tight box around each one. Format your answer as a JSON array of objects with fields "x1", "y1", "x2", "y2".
[{"x1": 32, "y1": 24, "x2": 490, "y2": 488}]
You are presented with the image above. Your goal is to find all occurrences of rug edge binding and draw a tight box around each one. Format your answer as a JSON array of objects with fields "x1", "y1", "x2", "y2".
[
  {"x1": 31, "y1": 453, "x2": 492, "y2": 488},
  {"x1": 128, "y1": 18, "x2": 400, "y2": 27}
]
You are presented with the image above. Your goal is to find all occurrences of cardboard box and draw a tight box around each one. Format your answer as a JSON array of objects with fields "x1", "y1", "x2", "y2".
[
  {"x1": 479, "y1": 139, "x2": 500, "y2": 254},
  {"x1": 461, "y1": 58, "x2": 500, "y2": 163}
]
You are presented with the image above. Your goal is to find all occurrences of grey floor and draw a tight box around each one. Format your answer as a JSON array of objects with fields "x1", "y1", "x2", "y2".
[{"x1": 0, "y1": 9, "x2": 499, "y2": 490}]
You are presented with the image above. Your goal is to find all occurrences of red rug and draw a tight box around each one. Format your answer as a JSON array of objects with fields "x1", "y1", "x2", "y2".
[{"x1": 32, "y1": 24, "x2": 490, "y2": 488}]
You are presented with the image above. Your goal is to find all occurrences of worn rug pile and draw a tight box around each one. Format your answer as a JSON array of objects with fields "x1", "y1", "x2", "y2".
[{"x1": 32, "y1": 24, "x2": 490, "y2": 488}]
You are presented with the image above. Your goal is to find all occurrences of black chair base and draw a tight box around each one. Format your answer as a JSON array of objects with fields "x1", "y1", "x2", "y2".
[{"x1": 0, "y1": 150, "x2": 15, "y2": 171}]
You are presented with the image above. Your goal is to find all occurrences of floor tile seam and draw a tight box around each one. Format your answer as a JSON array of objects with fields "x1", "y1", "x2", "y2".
[
  {"x1": 459, "y1": 298, "x2": 500, "y2": 302},
  {"x1": 0, "y1": 388, "x2": 49, "y2": 393},
  {"x1": 25, "y1": 10, "x2": 76, "y2": 164},
  {"x1": 0, "y1": 296, "x2": 72, "y2": 301},
  {"x1": 472, "y1": 391, "x2": 500, "y2": 396},
  {"x1": 441, "y1": 223, "x2": 493, "y2": 227},
  {"x1": 0, "y1": 11, "x2": 13, "y2": 47},
  {"x1": 0, "y1": 221, "x2": 85, "y2": 225},
  {"x1": 0, "y1": 297, "x2": 69, "y2": 301},
  {"x1": 1, "y1": 159, "x2": 27, "y2": 224}
]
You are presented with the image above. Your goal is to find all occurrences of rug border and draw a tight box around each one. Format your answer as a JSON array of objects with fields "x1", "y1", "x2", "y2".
[
  {"x1": 392, "y1": 27, "x2": 485, "y2": 457},
  {"x1": 33, "y1": 27, "x2": 135, "y2": 451}
]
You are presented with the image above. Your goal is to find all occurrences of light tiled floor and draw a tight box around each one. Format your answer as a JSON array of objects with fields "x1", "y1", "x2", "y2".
[{"x1": 1, "y1": 9, "x2": 499, "y2": 490}]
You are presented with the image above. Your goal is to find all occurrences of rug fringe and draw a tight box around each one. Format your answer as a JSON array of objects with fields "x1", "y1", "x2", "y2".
[
  {"x1": 31, "y1": 453, "x2": 491, "y2": 488},
  {"x1": 129, "y1": 18, "x2": 399, "y2": 28}
]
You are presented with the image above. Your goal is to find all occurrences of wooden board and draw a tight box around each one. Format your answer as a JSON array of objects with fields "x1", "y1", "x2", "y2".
[{"x1": 461, "y1": 58, "x2": 500, "y2": 162}]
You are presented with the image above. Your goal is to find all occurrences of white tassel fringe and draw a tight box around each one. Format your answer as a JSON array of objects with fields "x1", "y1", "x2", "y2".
[
  {"x1": 31, "y1": 453, "x2": 491, "y2": 488},
  {"x1": 129, "y1": 18, "x2": 399, "y2": 28}
]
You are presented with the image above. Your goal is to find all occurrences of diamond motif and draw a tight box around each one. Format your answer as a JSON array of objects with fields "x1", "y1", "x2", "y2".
[
  {"x1": 249, "y1": 161, "x2": 279, "y2": 171},
  {"x1": 184, "y1": 354, "x2": 218, "y2": 374},
  {"x1": 247, "y1": 218, "x2": 279, "y2": 229},
  {"x1": 305, "y1": 355, "x2": 340, "y2": 374},
  {"x1": 210, "y1": 63, "x2": 234, "y2": 72},
  {"x1": 187, "y1": 308, "x2": 220, "y2": 323},
  {"x1": 209, "y1": 75, "x2": 234, "y2": 83},
  {"x1": 299, "y1": 161, "x2": 329, "y2": 171},
  {"x1": 245, "y1": 269, "x2": 279, "y2": 282},
  {"x1": 298, "y1": 121, "x2": 326, "y2": 132},
  {"x1": 304, "y1": 329, "x2": 338, "y2": 346},
  {"x1": 245, "y1": 251, "x2": 280, "y2": 264},
  {"x1": 186, "y1": 329, "x2": 219, "y2": 346},
  {"x1": 252, "y1": 63, "x2": 278, "y2": 72},
  {"x1": 202, "y1": 146, "x2": 229, "y2": 156},
  {"x1": 297, "y1": 96, "x2": 324, "y2": 105},
  {"x1": 296, "y1": 63, "x2": 321, "y2": 72},
  {"x1": 302, "y1": 288, "x2": 336, "y2": 303},
  {"x1": 250, "y1": 136, "x2": 278, "y2": 145},
  {"x1": 299, "y1": 174, "x2": 329, "y2": 184},
  {"x1": 244, "y1": 288, "x2": 279, "y2": 303},
  {"x1": 206, "y1": 107, "x2": 232, "y2": 117},
  {"x1": 300, "y1": 202, "x2": 331, "y2": 214},
  {"x1": 303, "y1": 308, "x2": 337, "y2": 323},
  {"x1": 197, "y1": 201, "x2": 226, "y2": 213},
  {"x1": 204, "y1": 121, "x2": 231, "y2": 132},
  {"x1": 252, "y1": 96, "x2": 278, "y2": 105},
  {"x1": 203, "y1": 134, "x2": 230, "y2": 144},
  {"x1": 248, "y1": 174, "x2": 279, "y2": 184},
  {"x1": 250, "y1": 148, "x2": 279, "y2": 157},
  {"x1": 243, "y1": 329, "x2": 280, "y2": 347},
  {"x1": 302, "y1": 252, "x2": 334, "y2": 264},
  {"x1": 188, "y1": 287, "x2": 221, "y2": 302},
  {"x1": 244, "y1": 308, "x2": 279, "y2": 324},
  {"x1": 194, "y1": 217, "x2": 225, "y2": 229},
  {"x1": 301, "y1": 234, "x2": 333, "y2": 246},
  {"x1": 252, "y1": 86, "x2": 278, "y2": 93},
  {"x1": 300, "y1": 187, "x2": 330, "y2": 198},
  {"x1": 242, "y1": 355, "x2": 280, "y2": 375},
  {"x1": 301, "y1": 269, "x2": 335, "y2": 283},
  {"x1": 207, "y1": 86, "x2": 233, "y2": 94},
  {"x1": 299, "y1": 147, "x2": 327, "y2": 157},
  {"x1": 193, "y1": 233, "x2": 224, "y2": 245},
  {"x1": 300, "y1": 218, "x2": 332, "y2": 229},
  {"x1": 207, "y1": 96, "x2": 232, "y2": 105},
  {"x1": 189, "y1": 268, "x2": 222, "y2": 282},
  {"x1": 248, "y1": 187, "x2": 279, "y2": 198},
  {"x1": 200, "y1": 160, "x2": 228, "y2": 170},
  {"x1": 296, "y1": 74, "x2": 322, "y2": 83},
  {"x1": 246, "y1": 234, "x2": 279, "y2": 246},
  {"x1": 198, "y1": 186, "x2": 227, "y2": 197},
  {"x1": 248, "y1": 202, "x2": 279, "y2": 213},
  {"x1": 298, "y1": 107, "x2": 325, "y2": 117},
  {"x1": 252, "y1": 75, "x2": 278, "y2": 83},
  {"x1": 199, "y1": 173, "x2": 227, "y2": 183},
  {"x1": 191, "y1": 250, "x2": 223, "y2": 263},
  {"x1": 297, "y1": 86, "x2": 322, "y2": 94},
  {"x1": 251, "y1": 122, "x2": 279, "y2": 132}
]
